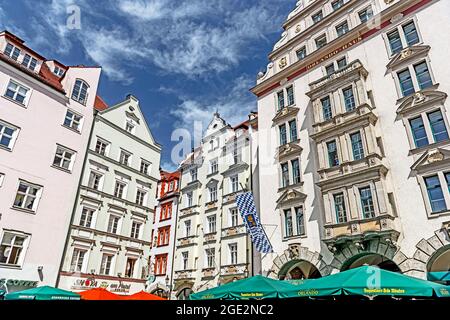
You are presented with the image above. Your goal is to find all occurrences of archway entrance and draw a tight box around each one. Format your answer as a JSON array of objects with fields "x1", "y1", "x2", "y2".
[
  {"x1": 176, "y1": 287, "x2": 193, "y2": 300},
  {"x1": 279, "y1": 260, "x2": 322, "y2": 280},
  {"x1": 151, "y1": 288, "x2": 167, "y2": 298},
  {"x1": 341, "y1": 253, "x2": 401, "y2": 272},
  {"x1": 427, "y1": 246, "x2": 450, "y2": 284}
]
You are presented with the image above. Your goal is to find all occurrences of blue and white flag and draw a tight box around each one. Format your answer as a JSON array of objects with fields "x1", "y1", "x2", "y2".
[{"x1": 236, "y1": 192, "x2": 274, "y2": 254}]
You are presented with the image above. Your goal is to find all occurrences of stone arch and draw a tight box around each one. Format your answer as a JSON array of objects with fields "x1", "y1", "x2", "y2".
[
  {"x1": 268, "y1": 244, "x2": 331, "y2": 279},
  {"x1": 173, "y1": 280, "x2": 194, "y2": 300}
]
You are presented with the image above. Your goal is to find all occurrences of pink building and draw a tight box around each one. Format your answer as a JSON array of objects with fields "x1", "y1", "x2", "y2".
[{"x1": 0, "y1": 31, "x2": 102, "y2": 294}]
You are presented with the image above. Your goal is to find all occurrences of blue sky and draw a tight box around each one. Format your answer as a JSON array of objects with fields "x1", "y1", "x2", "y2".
[{"x1": 0, "y1": 0, "x2": 294, "y2": 170}]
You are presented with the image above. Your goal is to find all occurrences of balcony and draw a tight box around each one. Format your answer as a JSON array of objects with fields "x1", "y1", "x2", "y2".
[
  {"x1": 177, "y1": 235, "x2": 198, "y2": 247},
  {"x1": 221, "y1": 225, "x2": 247, "y2": 238},
  {"x1": 174, "y1": 270, "x2": 195, "y2": 281},
  {"x1": 323, "y1": 214, "x2": 400, "y2": 249}
]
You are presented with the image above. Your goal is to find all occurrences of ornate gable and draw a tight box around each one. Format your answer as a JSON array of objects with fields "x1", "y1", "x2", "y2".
[
  {"x1": 396, "y1": 90, "x2": 447, "y2": 116},
  {"x1": 411, "y1": 148, "x2": 450, "y2": 174},
  {"x1": 125, "y1": 110, "x2": 141, "y2": 124},
  {"x1": 276, "y1": 189, "x2": 307, "y2": 208},
  {"x1": 205, "y1": 112, "x2": 229, "y2": 138},
  {"x1": 275, "y1": 142, "x2": 303, "y2": 161},
  {"x1": 272, "y1": 106, "x2": 300, "y2": 125},
  {"x1": 386, "y1": 45, "x2": 431, "y2": 71}
]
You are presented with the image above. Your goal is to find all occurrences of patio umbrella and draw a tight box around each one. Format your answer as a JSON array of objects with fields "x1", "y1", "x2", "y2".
[
  {"x1": 5, "y1": 286, "x2": 81, "y2": 300},
  {"x1": 189, "y1": 275, "x2": 299, "y2": 300},
  {"x1": 288, "y1": 266, "x2": 450, "y2": 298},
  {"x1": 79, "y1": 288, "x2": 123, "y2": 300},
  {"x1": 125, "y1": 291, "x2": 166, "y2": 300}
]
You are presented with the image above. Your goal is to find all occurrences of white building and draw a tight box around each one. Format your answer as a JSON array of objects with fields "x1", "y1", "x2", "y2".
[
  {"x1": 57, "y1": 95, "x2": 162, "y2": 295},
  {"x1": 251, "y1": 0, "x2": 450, "y2": 282},
  {"x1": 0, "y1": 31, "x2": 102, "y2": 294},
  {"x1": 173, "y1": 113, "x2": 258, "y2": 299}
]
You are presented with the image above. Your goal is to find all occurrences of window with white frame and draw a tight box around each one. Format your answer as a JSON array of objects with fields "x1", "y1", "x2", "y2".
[
  {"x1": 296, "y1": 46, "x2": 307, "y2": 61},
  {"x1": 386, "y1": 20, "x2": 420, "y2": 56},
  {"x1": 281, "y1": 162, "x2": 289, "y2": 188},
  {"x1": 125, "y1": 119, "x2": 136, "y2": 134},
  {"x1": 276, "y1": 86, "x2": 295, "y2": 111},
  {"x1": 332, "y1": 0, "x2": 344, "y2": 11},
  {"x1": 119, "y1": 149, "x2": 132, "y2": 167},
  {"x1": 184, "y1": 220, "x2": 191, "y2": 237},
  {"x1": 284, "y1": 209, "x2": 293, "y2": 237},
  {"x1": 0, "y1": 231, "x2": 29, "y2": 266},
  {"x1": 190, "y1": 168, "x2": 198, "y2": 181},
  {"x1": 205, "y1": 248, "x2": 215, "y2": 268},
  {"x1": 295, "y1": 207, "x2": 305, "y2": 236},
  {"x1": 334, "y1": 193, "x2": 348, "y2": 223},
  {"x1": 181, "y1": 251, "x2": 189, "y2": 270},
  {"x1": 135, "y1": 189, "x2": 147, "y2": 206},
  {"x1": 311, "y1": 10, "x2": 323, "y2": 24},
  {"x1": 4, "y1": 43, "x2": 21, "y2": 60},
  {"x1": 209, "y1": 185, "x2": 217, "y2": 202},
  {"x1": 0, "y1": 173, "x2": 4, "y2": 187},
  {"x1": 315, "y1": 34, "x2": 327, "y2": 50},
  {"x1": 95, "y1": 138, "x2": 109, "y2": 156},
  {"x1": 230, "y1": 208, "x2": 239, "y2": 227},
  {"x1": 13, "y1": 181, "x2": 42, "y2": 212},
  {"x1": 63, "y1": 110, "x2": 83, "y2": 132},
  {"x1": 52, "y1": 145, "x2": 76, "y2": 171},
  {"x1": 125, "y1": 257, "x2": 137, "y2": 278},
  {"x1": 327, "y1": 140, "x2": 340, "y2": 167},
  {"x1": 69, "y1": 248, "x2": 87, "y2": 272},
  {"x1": 80, "y1": 207, "x2": 95, "y2": 228},
  {"x1": 100, "y1": 253, "x2": 114, "y2": 275},
  {"x1": 279, "y1": 124, "x2": 287, "y2": 146},
  {"x1": 210, "y1": 159, "x2": 218, "y2": 174},
  {"x1": 291, "y1": 159, "x2": 301, "y2": 184},
  {"x1": 230, "y1": 175, "x2": 239, "y2": 193},
  {"x1": 359, "y1": 186, "x2": 375, "y2": 219},
  {"x1": 229, "y1": 243, "x2": 238, "y2": 265},
  {"x1": 21, "y1": 54, "x2": 38, "y2": 71},
  {"x1": 140, "y1": 160, "x2": 151, "y2": 175},
  {"x1": 350, "y1": 131, "x2": 365, "y2": 160},
  {"x1": 107, "y1": 215, "x2": 121, "y2": 234},
  {"x1": 186, "y1": 192, "x2": 193, "y2": 207},
  {"x1": 289, "y1": 119, "x2": 298, "y2": 142},
  {"x1": 114, "y1": 180, "x2": 127, "y2": 199},
  {"x1": 408, "y1": 109, "x2": 449, "y2": 149},
  {"x1": 53, "y1": 65, "x2": 65, "y2": 77},
  {"x1": 5, "y1": 80, "x2": 29, "y2": 105},
  {"x1": 207, "y1": 215, "x2": 216, "y2": 233},
  {"x1": 396, "y1": 60, "x2": 434, "y2": 98},
  {"x1": 335, "y1": 21, "x2": 349, "y2": 38},
  {"x1": 130, "y1": 221, "x2": 142, "y2": 239},
  {"x1": 71, "y1": 79, "x2": 89, "y2": 105},
  {"x1": 88, "y1": 171, "x2": 103, "y2": 190},
  {"x1": 0, "y1": 120, "x2": 19, "y2": 150},
  {"x1": 358, "y1": 5, "x2": 373, "y2": 23}
]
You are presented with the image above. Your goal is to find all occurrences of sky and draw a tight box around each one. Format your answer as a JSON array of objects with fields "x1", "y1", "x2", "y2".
[{"x1": 0, "y1": 0, "x2": 295, "y2": 171}]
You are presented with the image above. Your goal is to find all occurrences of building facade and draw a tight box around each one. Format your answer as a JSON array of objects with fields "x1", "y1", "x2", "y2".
[
  {"x1": 148, "y1": 169, "x2": 180, "y2": 298},
  {"x1": 57, "y1": 95, "x2": 162, "y2": 295},
  {"x1": 0, "y1": 31, "x2": 102, "y2": 293},
  {"x1": 252, "y1": 0, "x2": 450, "y2": 282},
  {"x1": 173, "y1": 113, "x2": 258, "y2": 299}
]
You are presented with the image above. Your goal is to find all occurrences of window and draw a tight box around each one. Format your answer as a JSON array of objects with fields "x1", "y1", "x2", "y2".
[
  {"x1": 125, "y1": 121, "x2": 135, "y2": 134},
  {"x1": 315, "y1": 35, "x2": 327, "y2": 49},
  {"x1": 209, "y1": 186, "x2": 217, "y2": 202},
  {"x1": 52, "y1": 146, "x2": 75, "y2": 171},
  {"x1": 326, "y1": 64, "x2": 335, "y2": 75},
  {"x1": 154, "y1": 254, "x2": 168, "y2": 275},
  {"x1": 0, "y1": 173, "x2": 4, "y2": 187},
  {"x1": 292, "y1": 159, "x2": 301, "y2": 184},
  {"x1": 233, "y1": 144, "x2": 241, "y2": 164},
  {"x1": 387, "y1": 21, "x2": 420, "y2": 55},
  {"x1": 230, "y1": 208, "x2": 239, "y2": 227},
  {"x1": 69, "y1": 248, "x2": 86, "y2": 272},
  {"x1": 327, "y1": 140, "x2": 339, "y2": 167},
  {"x1": 287, "y1": 86, "x2": 295, "y2": 106},
  {"x1": 107, "y1": 215, "x2": 121, "y2": 234},
  {"x1": 125, "y1": 258, "x2": 137, "y2": 278},
  {"x1": 100, "y1": 254, "x2": 114, "y2": 275},
  {"x1": 64, "y1": 110, "x2": 83, "y2": 132},
  {"x1": 424, "y1": 175, "x2": 447, "y2": 213},
  {"x1": 402, "y1": 21, "x2": 420, "y2": 47},
  {"x1": 279, "y1": 124, "x2": 287, "y2": 145},
  {"x1": 190, "y1": 169, "x2": 198, "y2": 181},
  {"x1": 388, "y1": 29, "x2": 403, "y2": 55},
  {"x1": 157, "y1": 227, "x2": 170, "y2": 246},
  {"x1": 207, "y1": 215, "x2": 216, "y2": 233},
  {"x1": 334, "y1": 193, "x2": 348, "y2": 223},
  {"x1": 414, "y1": 61, "x2": 433, "y2": 90},
  {"x1": 229, "y1": 243, "x2": 238, "y2": 265},
  {"x1": 169, "y1": 180, "x2": 175, "y2": 191},
  {"x1": 295, "y1": 207, "x2": 305, "y2": 236},
  {"x1": 186, "y1": 192, "x2": 193, "y2": 207},
  {"x1": 5, "y1": 80, "x2": 29, "y2": 104},
  {"x1": 0, "y1": 232, "x2": 28, "y2": 266},
  {"x1": 88, "y1": 171, "x2": 103, "y2": 190},
  {"x1": 296, "y1": 46, "x2": 307, "y2": 61},
  {"x1": 281, "y1": 163, "x2": 289, "y2": 188},
  {"x1": 289, "y1": 119, "x2": 298, "y2": 142},
  {"x1": 397, "y1": 68, "x2": 415, "y2": 97},
  {"x1": 336, "y1": 21, "x2": 349, "y2": 37},
  {"x1": 13, "y1": 181, "x2": 41, "y2": 212},
  {"x1": 284, "y1": 209, "x2": 293, "y2": 237},
  {"x1": 0, "y1": 121, "x2": 18, "y2": 150},
  {"x1": 54, "y1": 66, "x2": 64, "y2": 77},
  {"x1": 428, "y1": 110, "x2": 449, "y2": 143},
  {"x1": 160, "y1": 203, "x2": 172, "y2": 220},
  {"x1": 71, "y1": 79, "x2": 89, "y2": 105},
  {"x1": 231, "y1": 175, "x2": 239, "y2": 193},
  {"x1": 119, "y1": 150, "x2": 131, "y2": 166},
  {"x1": 311, "y1": 11, "x2": 323, "y2": 24},
  {"x1": 136, "y1": 189, "x2": 147, "y2": 206},
  {"x1": 184, "y1": 220, "x2": 191, "y2": 237},
  {"x1": 359, "y1": 187, "x2": 375, "y2": 219},
  {"x1": 21, "y1": 54, "x2": 37, "y2": 71},
  {"x1": 343, "y1": 86, "x2": 356, "y2": 112},
  {"x1": 182, "y1": 252, "x2": 189, "y2": 270},
  {"x1": 210, "y1": 160, "x2": 218, "y2": 174},
  {"x1": 80, "y1": 207, "x2": 94, "y2": 228},
  {"x1": 409, "y1": 116, "x2": 429, "y2": 148},
  {"x1": 358, "y1": 6, "x2": 373, "y2": 23},
  {"x1": 4, "y1": 43, "x2": 20, "y2": 60},
  {"x1": 205, "y1": 249, "x2": 215, "y2": 268},
  {"x1": 321, "y1": 96, "x2": 333, "y2": 121},
  {"x1": 332, "y1": 0, "x2": 344, "y2": 11},
  {"x1": 277, "y1": 91, "x2": 285, "y2": 110},
  {"x1": 140, "y1": 160, "x2": 150, "y2": 175},
  {"x1": 114, "y1": 180, "x2": 126, "y2": 199},
  {"x1": 337, "y1": 57, "x2": 347, "y2": 69},
  {"x1": 350, "y1": 132, "x2": 364, "y2": 160}
]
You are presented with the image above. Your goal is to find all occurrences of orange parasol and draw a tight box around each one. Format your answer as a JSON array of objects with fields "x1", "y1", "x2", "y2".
[
  {"x1": 79, "y1": 288, "x2": 124, "y2": 300},
  {"x1": 125, "y1": 291, "x2": 166, "y2": 300}
]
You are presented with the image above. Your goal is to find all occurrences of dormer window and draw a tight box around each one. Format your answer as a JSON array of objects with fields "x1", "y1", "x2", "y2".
[
  {"x1": 4, "y1": 43, "x2": 20, "y2": 61},
  {"x1": 53, "y1": 66, "x2": 65, "y2": 77},
  {"x1": 21, "y1": 54, "x2": 37, "y2": 71},
  {"x1": 71, "y1": 79, "x2": 89, "y2": 105}
]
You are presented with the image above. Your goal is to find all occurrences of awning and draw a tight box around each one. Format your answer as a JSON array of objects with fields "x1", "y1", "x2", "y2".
[{"x1": 428, "y1": 271, "x2": 450, "y2": 282}]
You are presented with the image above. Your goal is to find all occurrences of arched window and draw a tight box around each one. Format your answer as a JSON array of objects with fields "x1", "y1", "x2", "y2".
[{"x1": 71, "y1": 79, "x2": 89, "y2": 105}]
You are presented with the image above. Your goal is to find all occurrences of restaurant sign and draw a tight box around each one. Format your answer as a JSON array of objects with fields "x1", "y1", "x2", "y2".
[
  {"x1": 0, "y1": 278, "x2": 39, "y2": 288},
  {"x1": 71, "y1": 278, "x2": 132, "y2": 294}
]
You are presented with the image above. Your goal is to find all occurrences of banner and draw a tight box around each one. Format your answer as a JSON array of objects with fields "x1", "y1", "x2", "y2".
[{"x1": 236, "y1": 192, "x2": 273, "y2": 253}]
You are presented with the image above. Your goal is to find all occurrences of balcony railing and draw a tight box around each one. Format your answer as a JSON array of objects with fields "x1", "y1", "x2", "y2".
[
  {"x1": 177, "y1": 235, "x2": 198, "y2": 247},
  {"x1": 174, "y1": 270, "x2": 195, "y2": 280},
  {"x1": 221, "y1": 225, "x2": 247, "y2": 238},
  {"x1": 220, "y1": 263, "x2": 247, "y2": 276}
]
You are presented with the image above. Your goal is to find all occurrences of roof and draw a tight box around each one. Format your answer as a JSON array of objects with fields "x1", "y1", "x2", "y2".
[
  {"x1": 94, "y1": 95, "x2": 108, "y2": 111},
  {"x1": 160, "y1": 170, "x2": 181, "y2": 180}
]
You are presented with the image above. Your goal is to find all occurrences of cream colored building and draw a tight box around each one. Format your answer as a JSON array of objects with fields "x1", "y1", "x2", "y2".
[
  {"x1": 57, "y1": 95, "x2": 162, "y2": 295},
  {"x1": 173, "y1": 113, "x2": 258, "y2": 299},
  {"x1": 251, "y1": 0, "x2": 450, "y2": 282}
]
